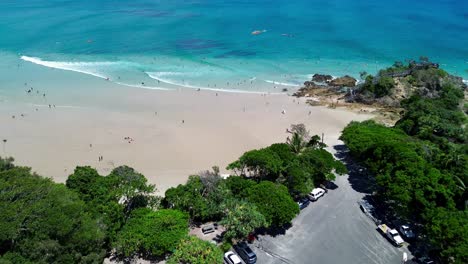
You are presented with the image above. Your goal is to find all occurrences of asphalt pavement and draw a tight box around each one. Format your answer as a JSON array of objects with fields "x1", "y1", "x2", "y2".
[{"x1": 250, "y1": 145, "x2": 412, "y2": 264}]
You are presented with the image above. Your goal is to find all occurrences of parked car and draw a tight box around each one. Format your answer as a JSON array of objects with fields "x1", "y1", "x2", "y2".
[
  {"x1": 234, "y1": 242, "x2": 257, "y2": 264},
  {"x1": 297, "y1": 197, "x2": 310, "y2": 209},
  {"x1": 377, "y1": 224, "x2": 404, "y2": 247},
  {"x1": 357, "y1": 199, "x2": 381, "y2": 224},
  {"x1": 224, "y1": 251, "x2": 242, "y2": 264},
  {"x1": 308, "y1": 188, "x2": 325, "y2": 201},
  {"x1": 358, "y1": 200, "x2": 374, "y2": 214},
  {"x1": 399, "y1": 225, "x2": 415, "y2": 239}
]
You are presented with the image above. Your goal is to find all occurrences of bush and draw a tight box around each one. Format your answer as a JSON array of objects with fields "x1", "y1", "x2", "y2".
[
  {"x1": 0, "y1": 164, "x2": 106, "y2": 263},
  {"x1": 246, "y1": 181, "x2": 299, "y2": 227},
  {"x1": 167, "y1": 236, "x2": 223, "y2": 264},
  {"x1": 113, "y1": 208, "x2": 188, "y2": 258}
]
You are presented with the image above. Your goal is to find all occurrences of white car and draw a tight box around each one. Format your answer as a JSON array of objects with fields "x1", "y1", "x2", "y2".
[
  {"x1": 308, "y1": 188, "x2": 326, "y2": 201},
  {"x1": 224, "y1": 251, "x2": 242, "y2": 264}
]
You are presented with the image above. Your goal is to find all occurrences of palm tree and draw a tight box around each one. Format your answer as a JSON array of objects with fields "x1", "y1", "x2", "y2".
[{"x1": 287, "y1": 132, "x2": 307, "y2": 154}]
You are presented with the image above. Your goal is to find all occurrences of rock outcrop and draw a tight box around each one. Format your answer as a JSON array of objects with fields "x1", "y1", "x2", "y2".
[
  {"x1": 312, "y1": 74, "x2": 333, "y2": 83},
  {"x1": 328, "y1": 75, "x2": 357, "y2": 87}
]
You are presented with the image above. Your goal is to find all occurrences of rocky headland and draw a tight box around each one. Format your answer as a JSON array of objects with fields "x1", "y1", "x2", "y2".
[{"x1": 294, "y1": 60, "x2": 467, "y2": 125}]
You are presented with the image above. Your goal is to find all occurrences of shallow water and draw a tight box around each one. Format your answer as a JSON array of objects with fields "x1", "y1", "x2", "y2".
[{"x1": 1, "y1": 0, "x2": 467, "y2": 92}]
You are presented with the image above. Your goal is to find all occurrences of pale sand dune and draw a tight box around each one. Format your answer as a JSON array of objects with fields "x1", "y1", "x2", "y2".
[{"x1": 0, "y1": 84, "x2": 371, "y2": 194}]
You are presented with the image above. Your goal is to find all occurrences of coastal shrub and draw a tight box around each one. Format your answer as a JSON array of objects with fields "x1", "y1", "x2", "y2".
[
  {"x1": 113, "y1": 208, "x2": 188, "y2": 258},
  {"x1": 167, "y1": 236, "x2": 223, "y2": 264},
  {"x1": 220, "y1": 199, "x2": 267, "y2": 241},
  {"x1": 246, "y1": 181, "x2": 299, "y2": 227},
  {"x1": 66, "y1": 166, "x2": 158, "y2": 243},
  {"x1": 219, "y1": 242, "x2": 233, "y2": 253},
  {"x1": 226, "y1": 148, "x2": 283, "y2": 180},
  {"x1": 225, "y1": 176, "x2": 256, "y2": 199},
  {"x1": 374, "y1": 76, "x2": 395, "y2": 97},
  {"x1": 164, "y1": 175, "x2": 229, "y2": 222},
  {"x1": 0, "y1": 162, "x2": 106, "y2": 263}
]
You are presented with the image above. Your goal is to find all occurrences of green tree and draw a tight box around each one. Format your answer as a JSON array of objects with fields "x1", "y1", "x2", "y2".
[
  {"x1": 424, "y1": 208, "x2": 468, "y2": 264},
  {"x1": 246, "y1": 181, "x2": 299, "y2": 227},
  {"x1": 167, "y1": 236, "x2": 223, "y2": 264},
  {"x1": 299, "y1": 148, "x2": 347, "y2": 183},
  {"x1": 0, "y1": 164, "x2": 106, "y2": 263},
  {"x1": 66, "y1": 166, "x2": 158, "y2": 243},
  {"x1": 220, "y1": 200, "x2": 267, "y2": 241},
  {"x1": 164, "y1": 175, "x2": 228, "y2": 222},
  {"x1": 287, "y1": 132, "x2": 307, "y2": 154},
  {"x1": 227, "y1": 148, "x2": 283, "y2": 180},
  {"x1": 225, "y1": 176, "x2": 256, "y2": 199},
  {"x1": 0, "y1": 156, "x2": 14, "y2": 172},
  {"x1": 113, "y1": 208, "x2": 188, "y2": 258},
  {"x1": 374, "y1": 76, "x2": 395, "y2": 97}
]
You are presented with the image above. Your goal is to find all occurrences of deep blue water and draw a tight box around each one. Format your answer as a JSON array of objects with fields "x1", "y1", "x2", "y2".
[{"x1": 1, "y1": 0, "x2": 467, "y2": 92}]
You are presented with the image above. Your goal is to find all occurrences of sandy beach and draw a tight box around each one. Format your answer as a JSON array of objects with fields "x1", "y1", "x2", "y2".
[{"x1": 0, "y1": 64, "x2": 372, "y2": 193}]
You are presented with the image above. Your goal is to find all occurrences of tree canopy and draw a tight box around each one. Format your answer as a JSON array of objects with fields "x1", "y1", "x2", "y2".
[
  {"x1": 246, "y1": 181, "x2": 299, "y2": 227},
  {"x1": 220, "y1": 199, "x2": 267, "y2": 241},
  {"x1": 0, "y1": 160, "x2": 106, "y2": 263},
  {"x1": 66, "y1": 166, "x2": 158, "y2": 244},
  {"x1": 341, "y1": 83, "x2": 467, "y2": 264},
  {"x1": 167, "y1": 236, "x2": 223, "y2": 264},
  {"x1": 113, "y1": 208, "x2": 188, "y2": 258}
]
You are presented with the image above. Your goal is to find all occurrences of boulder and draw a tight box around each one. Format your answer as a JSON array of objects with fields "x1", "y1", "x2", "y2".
[
  {"x1": 329, "y1": 75, "x2": 357, "y2": 87},
  {"x1": 312, "y1": 74, "x2": 333, "y2": 83},
  {"x1": 294, "y1": 83, "x2": 328, "y2": 97}
]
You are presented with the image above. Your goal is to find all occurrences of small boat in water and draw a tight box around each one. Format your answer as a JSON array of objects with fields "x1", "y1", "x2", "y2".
[{"x1": 251, "y1": 29, "x2": 266, "y2": 35}]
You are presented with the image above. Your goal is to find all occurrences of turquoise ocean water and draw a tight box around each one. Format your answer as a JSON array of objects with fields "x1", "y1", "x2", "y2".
[{"x1": 1, "y1": 0, "x2": 467, "y2": 93}]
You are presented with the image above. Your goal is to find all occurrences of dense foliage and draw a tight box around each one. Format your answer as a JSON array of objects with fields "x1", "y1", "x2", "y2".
[
  {"x1": 164, "y1": 174, "x2": 228, "y2": 222},
  {"x1": 0, "y1": 162, "x2": 106, "y2": 263},
  {"x1": 66, "y1": 166, "x2": 158, "y2": 244},
  {"x1": 220, "y1": 199, "x2": 267, "y2": 241},
  {"x1": 167, "y1": 236, "x2": 223, "y2": 264},
  {"x1": 340, "y1": 77, "x2": 467, "y2": 263},
  {"x1": 113, "y1": 208, "x2": 188, "y2": 258},
  {"x1": 227, "y1": 125, "x2": 346, "y2": 198},
  {"x1": 246, "y1": 181, "x2": 299, "y2": 227}
]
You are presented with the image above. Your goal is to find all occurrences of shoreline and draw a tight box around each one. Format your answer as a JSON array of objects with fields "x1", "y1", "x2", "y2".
[{"x1": 0, "y1": 59, "x2": 373, "y2": 194}]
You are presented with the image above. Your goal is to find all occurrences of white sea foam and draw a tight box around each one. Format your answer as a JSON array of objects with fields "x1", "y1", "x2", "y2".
[
  {"x1": 147, "y1": 72, "x2": 280, "y2": 94},
  {"x1": 115, "y1": 82, "x2": 171, "y2": 91},
  {"x1": 264, "y1": 80, "x2": 300, "y2": 87},
  {"x1": 463, "y1": 79, "x2": 468, "y2": 85},
  {"x1": 20, "y1": 56, "x2": 172, "y2": 91},
  {"x1": 21, "y1": 56, "x2": 114, "y2": 79}
]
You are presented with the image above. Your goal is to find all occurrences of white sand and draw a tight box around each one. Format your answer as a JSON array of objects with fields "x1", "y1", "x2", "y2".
[{"x1": 0, "y1": 70, "x2": 372, "y2": 194}]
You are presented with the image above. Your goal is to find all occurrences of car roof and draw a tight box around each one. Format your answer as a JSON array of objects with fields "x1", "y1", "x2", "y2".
[
  {"x1": 225, "y1": 251, "x2": 242, "y2": 263},
  {"x1": 311, "y1": 188, "x2": 324, "y2": 194}
]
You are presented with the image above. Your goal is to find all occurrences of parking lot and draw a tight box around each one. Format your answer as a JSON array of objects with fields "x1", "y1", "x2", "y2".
[{"x1": 248, "y1": 145, "x2": 412, "y2": 264}]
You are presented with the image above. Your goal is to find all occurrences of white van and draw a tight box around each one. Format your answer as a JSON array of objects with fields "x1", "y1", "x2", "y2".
[{"x1": 308, "y1": 188, "x2": 325, "y2": 201}]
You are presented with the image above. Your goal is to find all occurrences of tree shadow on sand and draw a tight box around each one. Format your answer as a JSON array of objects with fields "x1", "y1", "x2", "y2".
[{"x1": 333, "y1": 144, "x2": 376, "y2": 194}]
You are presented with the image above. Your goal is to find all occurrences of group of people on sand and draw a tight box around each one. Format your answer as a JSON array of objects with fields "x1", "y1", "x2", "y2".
[
  {"x1": 98, "y1": 155, "x2": 104, "y2": 162},
  {"x1": 124, "y1": 136, "x2": 134, "y2": 143}
]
